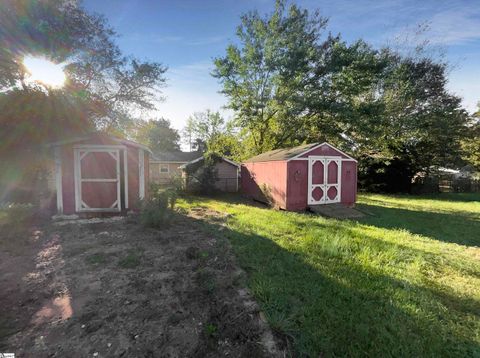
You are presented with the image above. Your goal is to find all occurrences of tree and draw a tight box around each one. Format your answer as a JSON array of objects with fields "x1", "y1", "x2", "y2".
[
  {"x1": 182, "y1": 110, "x2": 242, "y2": 158},
  {"x1": 462, "y1": 104, "x2": 480, "y2": 170},
  {"x1": 0, "y1": 0, "x2": 167, "y2": 147},
  {"x1": 214, "y1": 1, "x2": 470, "y2": 191},
  {"x1": 213, "y1": 0, "x2": 333, "y2": 154},
  {"x1": 0, "y1": 0, "x2": 167, "y2": 199},
  {"x1": 134, "y1": 118, "x2": 180, "y2": 153}
]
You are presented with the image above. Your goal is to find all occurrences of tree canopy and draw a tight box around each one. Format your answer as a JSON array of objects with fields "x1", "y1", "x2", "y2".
[
  {"x1": 213, "y1": 0, "x2": 472, "y2": 189},
  {"x1": 0, "y1": 0, "x2": 167, "y2": 149},
  {"x1": 0, "y1": 0, "x2": 167, "y2": 198},
  {"x1": 134, "y1": 118, "x2": 180, "y2": 154}
]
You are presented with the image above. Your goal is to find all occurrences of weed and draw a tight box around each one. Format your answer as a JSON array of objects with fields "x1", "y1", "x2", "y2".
[
  {"x1": 86, "y1": 253, "x2": 108, "y2": 265},
  {"x1": 118, "y1": 250, "x2": 142, "y2": 269},
  {"x1": 205, "y1": 323, "x2": 218, "y2": 338}
]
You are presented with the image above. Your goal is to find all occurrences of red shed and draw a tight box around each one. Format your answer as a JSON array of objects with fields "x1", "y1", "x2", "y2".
[
  {"x1": 241, "y1": 142, "x2": 357, "y2": 211},
  {"x1": 48, "y1": 133, "x2": 150, "y2": 215}
]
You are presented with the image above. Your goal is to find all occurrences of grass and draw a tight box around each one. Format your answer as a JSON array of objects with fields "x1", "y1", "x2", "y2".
[{"x1": 178, "y1": 193, "x2": 480, "y2": 357}]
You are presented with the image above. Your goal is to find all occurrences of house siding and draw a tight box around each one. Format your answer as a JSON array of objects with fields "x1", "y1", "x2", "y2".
[{"x1": 150, "y1": 162, "x2": 185, "y2": 185}]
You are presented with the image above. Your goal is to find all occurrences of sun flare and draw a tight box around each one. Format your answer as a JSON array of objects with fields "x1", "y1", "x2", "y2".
[{"x1": 23, "y1": 56, "x2": 66, "y2": 88}]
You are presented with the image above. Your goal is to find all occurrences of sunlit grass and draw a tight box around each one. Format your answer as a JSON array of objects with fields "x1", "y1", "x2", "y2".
[{"x1": 178, "y1": 193, "x2": 480, "y2": 357}]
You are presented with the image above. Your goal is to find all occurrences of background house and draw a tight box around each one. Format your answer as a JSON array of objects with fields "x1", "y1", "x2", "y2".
[{"x1": 150, "y1": 151, "x2": 202, "y2": 185}]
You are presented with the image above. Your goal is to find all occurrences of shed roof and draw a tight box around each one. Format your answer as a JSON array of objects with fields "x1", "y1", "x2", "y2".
[
  {"x1": 47, "y1": 132, "x2": 152, "y2": 153},
  {"x1": 151, "y1": 150, "x2": 203, "y2": 162},
  {"x1": 243, "y1": 143, "x2": 320, "y2": 163}
]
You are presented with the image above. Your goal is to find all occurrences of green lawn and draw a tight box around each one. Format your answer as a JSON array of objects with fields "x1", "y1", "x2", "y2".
[{"x1": 178, "y1": 193, "x2": 480, "y2": 357}]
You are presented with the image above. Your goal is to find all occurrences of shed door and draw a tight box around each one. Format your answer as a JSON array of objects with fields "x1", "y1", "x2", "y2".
[
  {"x1": 74, "y1": 148, "x2": 121, "y2": 212},
  {"x1": 308, "y1": 156, "x2": 342, "y2": 205}
]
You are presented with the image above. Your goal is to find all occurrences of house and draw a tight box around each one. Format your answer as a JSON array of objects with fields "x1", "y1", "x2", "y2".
[
  {"x1": 150, "y1": 151, "x2": 202, "y2": 185},
  {"x1": 180, "y1": 156, "x2": 240, "y2": 192},
  {"x1": 241, "y1": 142, "x2": 357, "y2": 211},
  {"x1": 47, "y1": 133, "x2": 151, "y2": 215}
]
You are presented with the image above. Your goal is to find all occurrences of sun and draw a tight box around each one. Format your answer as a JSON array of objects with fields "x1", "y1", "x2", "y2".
[{"x1": 23, "y1": 56, "x2": 66, "y2": 88}]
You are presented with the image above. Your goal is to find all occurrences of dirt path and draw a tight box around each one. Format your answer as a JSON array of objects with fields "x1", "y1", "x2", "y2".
[{"x1": 1, "y1": 214, "x2": 281, "y2": 357}]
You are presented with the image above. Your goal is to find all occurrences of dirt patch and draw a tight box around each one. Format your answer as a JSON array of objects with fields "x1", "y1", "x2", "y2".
[{"x1": 1, "y1": 213, "x2": 282, "y2": 357}]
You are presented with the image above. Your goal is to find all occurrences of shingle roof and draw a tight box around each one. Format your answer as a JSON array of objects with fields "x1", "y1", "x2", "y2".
[
  {"x1": 46, "y1": 132, "x2": 152, "y2": 153},
  {"x1": 151, "y1": 150, "x2": 202, "y2": 162},
  {"x1": 243, "y1": 143, "x2": 320, "y2": 163}
]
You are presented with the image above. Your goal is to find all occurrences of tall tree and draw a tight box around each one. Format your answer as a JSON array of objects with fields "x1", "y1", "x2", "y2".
[
  {"x1": 134, "y1": 118, "x2": 180, "y2": 153},
  {"x1": 213, "y1": 0, "x2": 333, "y2": 154},
  {"x1": 0, "y1": 0, "x2": 167, "y2": 146},
  {"x1": 0, "y1": 0, "x2": 166, "y2": 198},
  {"x1": 462, "y1": 104, "x2": 480, "y2": 170},
  {"x1": 214, "y1": 1, "x2": 470, "y2": 190},
  {"x1": 182, "y1": 110, "x2": 242, "y2": 159}
]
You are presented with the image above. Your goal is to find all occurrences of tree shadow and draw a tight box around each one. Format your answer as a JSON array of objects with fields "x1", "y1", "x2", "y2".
[
  {"x1": 357, "y1": 203, "x2": 480, "y2": 247},
  {"x1": 184, "y1": 212, "x2": 479, "y2": 357}
]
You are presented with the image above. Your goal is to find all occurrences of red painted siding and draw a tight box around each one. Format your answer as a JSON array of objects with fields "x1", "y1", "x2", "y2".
[
  {"x1": 285, "y1": 160, "x2": 308, "y2": 211},
  {"x1": 340, "y1": 161, "x2": 357, "y2": 205},
  {"x1": 241, "y1": 161, "x2": 288, "y2": 209}
]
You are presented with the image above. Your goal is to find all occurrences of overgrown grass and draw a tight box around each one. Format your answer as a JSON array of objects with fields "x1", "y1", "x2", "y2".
[{"x1": 178, "y1": 193, "x2": 480, "y2": 357}]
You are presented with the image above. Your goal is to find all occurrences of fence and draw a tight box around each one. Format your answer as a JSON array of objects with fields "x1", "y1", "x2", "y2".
[{"x1": 439, "y1": 178, "x2": 480, "y2": 193}]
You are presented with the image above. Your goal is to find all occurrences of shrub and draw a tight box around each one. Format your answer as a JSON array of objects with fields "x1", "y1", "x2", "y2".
[
  {"x1": 184, "y1": 152, "x2": 221, "y2": 194},
  {"x1": 140, "y1": 187, "x2": 179, "y2": 228}
]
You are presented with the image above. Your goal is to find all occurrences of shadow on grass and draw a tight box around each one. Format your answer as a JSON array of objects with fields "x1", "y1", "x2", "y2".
[
  {"x1": 357, "y1": 203, "x2": 480, "y2": 247},
  {"x1": 184, "y1": 211, "x2": 479, "y2": 357}
]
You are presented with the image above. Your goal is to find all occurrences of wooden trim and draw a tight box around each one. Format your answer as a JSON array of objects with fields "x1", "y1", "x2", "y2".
[
  {"x1": 124, "y1": 148, "x2": 129, "y2": 209},
  {"x1": 54, "y1": 147, "x2": 63, "y2": 213},
  {"x1": 150, "y1": 160, "x2": 188, "y2": 164},
  {"x1": 288, "y1": 142, "x2": 357, "y2": 162},
  {"x1": 138, "y1": 149, "x2": 145, "y2": 199},
  {"x1": 73, "y1": 144, "x2": 126, "y2": 150}
]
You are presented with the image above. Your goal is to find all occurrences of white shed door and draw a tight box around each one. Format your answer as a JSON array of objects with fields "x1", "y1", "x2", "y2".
[{"x1": 308, "y1": 156, "x2": 342, "y2": 205}]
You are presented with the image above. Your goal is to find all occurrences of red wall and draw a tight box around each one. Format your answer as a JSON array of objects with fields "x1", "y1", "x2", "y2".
[
  {"x1": 286, "y1": 160, "x2": 308, "y2": 211},
  {"x1": 241, "y1": 161, "x2": 288, "y2": 209},
  {"x1": 58, "y1": 137, "x2": 148, "y2": 215}
]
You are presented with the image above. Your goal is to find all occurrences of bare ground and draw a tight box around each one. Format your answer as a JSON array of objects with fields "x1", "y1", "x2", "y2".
[{"x1": 0, "y1": 212, "x2": 282, "y2": 357}]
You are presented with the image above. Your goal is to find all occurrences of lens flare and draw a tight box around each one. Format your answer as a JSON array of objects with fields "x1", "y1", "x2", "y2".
[{"x1": 23, "y1": 56, "x2": 66, "y2": 88}]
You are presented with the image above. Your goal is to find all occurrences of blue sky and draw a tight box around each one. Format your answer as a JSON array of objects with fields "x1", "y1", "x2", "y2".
[{"x1": 84, "y1": 0, "x2": 480, "y2": 130}]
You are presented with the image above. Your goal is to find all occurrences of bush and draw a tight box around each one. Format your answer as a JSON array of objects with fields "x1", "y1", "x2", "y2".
[
  {"x1": 140, "y1": 188, "x2": 177, "y2": 228},
  {"x1": 411, "y1": 176, "x2": 440, "y2": 194},
  {"x1": 184, "y1": 152, "x2": 221, "y2": 194}
]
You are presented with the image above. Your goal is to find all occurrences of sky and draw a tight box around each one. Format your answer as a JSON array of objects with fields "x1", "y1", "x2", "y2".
[{"x1": 83, "y1": 0, "x2": 480, "y2": 132}]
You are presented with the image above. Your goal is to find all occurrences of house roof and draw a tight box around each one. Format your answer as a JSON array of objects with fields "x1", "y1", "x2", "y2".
[
  {"x1": 179, "y1": 156, "x2": 240, "y2": 169},
  {"x1": 151, "y1": 150, "x2": 203, "y2": 163},
  {"x1": 243, "y1": 143, "x2": 320, "y2": 163},
  {"x1": 46, "y1": 133, "x2": 152, "y2": 153}
]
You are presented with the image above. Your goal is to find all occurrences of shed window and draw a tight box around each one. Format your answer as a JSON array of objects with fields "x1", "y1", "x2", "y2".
[{"x1": 160, "y1": 165, "x2": 169, "y2": 173}]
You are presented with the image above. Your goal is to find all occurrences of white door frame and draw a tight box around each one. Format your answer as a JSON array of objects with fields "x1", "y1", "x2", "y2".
[
  {"x1": 73, "y1": 145, "x2": 124, "y2": 212},
  {"x1": 308, "y1": 156, "x2": 342, "y2": 205}
]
